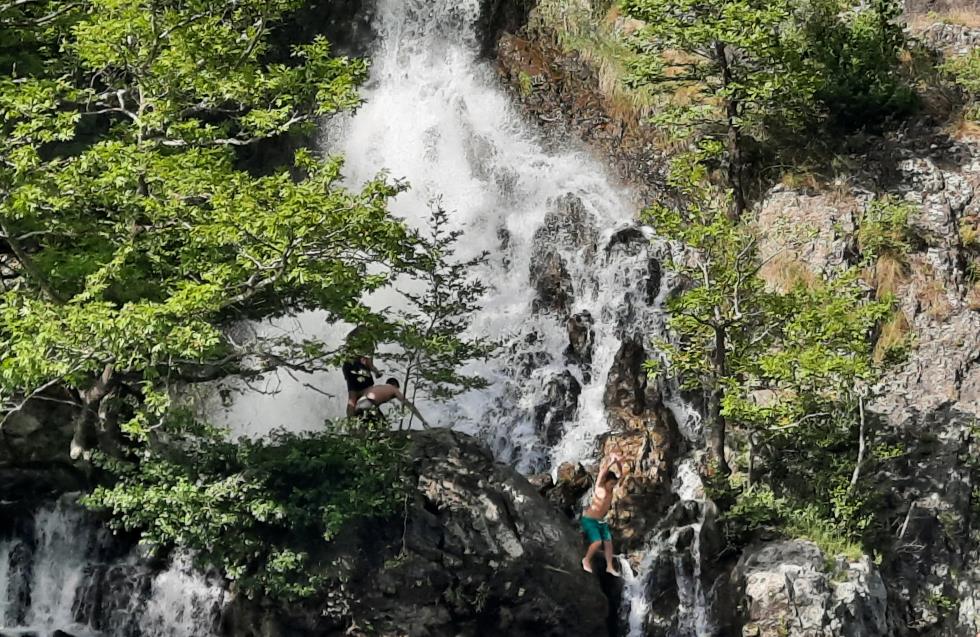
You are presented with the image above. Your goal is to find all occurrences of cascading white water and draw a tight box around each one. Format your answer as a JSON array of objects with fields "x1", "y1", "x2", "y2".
[
  {"x1": 0, "y1": 2, "x2": 714, "y2": 634},
  {"x1": 213, "y1": 0, "x2": 649, "y2": 473},
  {"x1": 209, "y1": 0, "x2": 715, "y2": 632},
  {"x1": 0, "y1": 497, "x2": 223, "y2": 636},
  {"x1": 22, "y1": 501, "x2": 94, "y2": 630}
]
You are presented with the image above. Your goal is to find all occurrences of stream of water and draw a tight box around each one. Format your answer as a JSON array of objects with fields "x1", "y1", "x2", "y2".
[{"x1": 0, "y1": 2, "x2": 713, "y2": 634}]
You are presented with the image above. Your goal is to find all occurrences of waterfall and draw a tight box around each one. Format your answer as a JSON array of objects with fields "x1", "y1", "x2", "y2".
[
  {"x1": 207, "y1": 0, "x2": 715, "y2": 632},
  {"x1": 0, "y1": 496, "x2": 224, "y2": 636},
  {"x1": 0, "y1": 1, "x2": 715, "y2": 634},
  {"x1": 213, "y1": 0, "x2": 646, "y2": 470}
]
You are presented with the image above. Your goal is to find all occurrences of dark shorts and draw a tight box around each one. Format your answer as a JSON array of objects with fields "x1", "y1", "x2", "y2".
[
  {"x1": 343, "y1": 360, "x2": 373, "y2": 392},
  {"x1": 580, "y1": 516, "x2": 612, "y2": 543}
]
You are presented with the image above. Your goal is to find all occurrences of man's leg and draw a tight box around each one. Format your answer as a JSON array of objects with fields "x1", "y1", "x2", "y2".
[
  {"x1": 603, "y1": 540, "x2": 620, "y2": 576},
  {"x1": 582, "y1": 541, "x2": 602, "y2": 573},
  {"x1": 346, "y1": 391, "x2": 359, "y2": 417}
]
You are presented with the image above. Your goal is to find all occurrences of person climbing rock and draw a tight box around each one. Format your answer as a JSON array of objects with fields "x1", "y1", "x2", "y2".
[
  {"x1": 580, "y1": 451, "x2": 623, "y2": 576},
  {"x1": 342, "y1": 327, "x2": 383, "y2": 417},
  {"x1": 353, "y1": 377, "x2": 431, "y2": 429}
]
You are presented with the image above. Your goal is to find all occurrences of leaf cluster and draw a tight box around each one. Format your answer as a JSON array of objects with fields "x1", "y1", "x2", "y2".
[
  {"x1": 389, "y1": 205, "x2": 497, "y2": 408},
  {"x1": 84, "y1": 416, "x2": 407, "y2": 601},
  {"x1": 0, "y1": 0, "x2": 420, "y2": 441},
  {"x1": 622, "y1": 0, "x2": 914, "y2": 143},
  {"x1": 648, "y1": 167, "x2": 894, "y2": 552}
]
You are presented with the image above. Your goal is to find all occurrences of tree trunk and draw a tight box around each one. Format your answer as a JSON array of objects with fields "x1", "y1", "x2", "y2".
[
  {"x1": 714, "y1": 41, "x2": 745, "y2": 221},
  {"x1": 709, "y1": 326, "x2": 732, "y2": 476},
  {"x1": 69, "y1": 364, "x2": 115, "y2": 460}
]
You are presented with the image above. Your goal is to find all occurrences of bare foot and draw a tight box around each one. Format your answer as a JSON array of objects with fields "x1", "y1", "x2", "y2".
[
  {"x1": 606, "y1": 565, "x2": 621, "y2": 577},
  {"x1": 582, "y1": 558, "x2": 594, "y2": 573}
]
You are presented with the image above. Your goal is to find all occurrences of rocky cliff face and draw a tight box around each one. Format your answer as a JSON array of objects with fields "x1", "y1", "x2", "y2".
[
  {"x1": 491, "y1": 2, "x2": 980, "y2": 636},
  {"x1": 226, "y1": 429, "x2": 609, "y2": 637},
  {"x1": 1, "y1": 427, "x2": 608, "y2": 637}
]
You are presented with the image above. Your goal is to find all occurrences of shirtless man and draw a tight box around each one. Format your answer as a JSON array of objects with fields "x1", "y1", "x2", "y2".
[
  {"x1": 581, "y1": 452, "x2": 623, "y2": 576},
  {"x1": 352, "y1": 378, "x2": 431, "y2": 429}
]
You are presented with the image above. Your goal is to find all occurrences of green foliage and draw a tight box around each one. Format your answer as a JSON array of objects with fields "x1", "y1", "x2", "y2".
[
  {"x1": 622, "y1": 0, "x2": 913, "y2": 211},
  {"x1": 857, "y1": 196, "x2": 916, "y2": 260},
  {"x1": 722, "y1": 485, "x2": 865, "y2": 561},
  {"x1": 0, "y1": 1, "x2": 425, "y2": 451},
  {"x1": 84, "y1": 417, "x2": 406, "y2": 601},
  {"x1": 943, "y1": 47, "x2": 980, "y2": 120},
  {"x1": 802, "y1": 0, "x2": 917, "y2": 124},
  {"x1": 391, "y1": 206, "x2": 496, "y2": 416},
  {"x1": 648, "y1": 161, "x2": 894, "y2": 550},
  {"x1": 645, "y1": 157, "x2": 766, "y2": 471},
  {"x1": 623, "y1": 0, "x2": 820, "y2": 137}
]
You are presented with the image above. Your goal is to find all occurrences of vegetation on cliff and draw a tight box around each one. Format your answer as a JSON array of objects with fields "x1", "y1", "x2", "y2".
[{"x1": 0, "y1": 0, "x2": 489, "y2": 601}]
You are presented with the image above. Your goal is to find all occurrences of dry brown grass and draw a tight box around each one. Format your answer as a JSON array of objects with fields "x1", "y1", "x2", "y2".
[
  {"x1": 966, "y1": 281, "x2": 980, "y2": 310},
  {"x1": 873, "y1": 309, "x2": 912, "y2": 363},
  {"x1": 867, "y1": 254, "x2": 910, "y2": 299},
  {"x1": 779, "y1": 170, "x2": 822, "y2": 192},
  {"x1": 908, "y1": 7, "x2": 980, "y2": 31},
  {"x1": 946, "y1": 111, "x2": 980, "y2": 139},
  {"x1": 759, "y1": 252, "x2": 819, "y2": 293}
]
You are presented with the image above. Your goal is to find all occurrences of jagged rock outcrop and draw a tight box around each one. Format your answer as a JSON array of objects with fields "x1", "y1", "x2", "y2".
[
  {"x1": 754, "y1": 131, "x2": 980, "y2": 634},
  {"x1": 918, "y1": 22, "x2": 980, "y2": 56},
  {"x1": 226, "y1": 429, "x2": 609, "y2": 637},
  {"x1": 529, "y1": 193, "x2": 600, "y2": 317},
  {"x1": 530, "y1": 250, "x2": 574, "y2": 316},
  {"x1": 733, "y1": 540, "x2": 888, "y2": 637},
  {"x1": 565, "y1": 310, "x2": 596, "y2": 376},
  {"x1": 600, "y1": 338, "x2": 678, "y2": 553},
  {"x1": 534, "y1": 370, "x2": 582, "y2": 446},
  {"x1": 496, "y1": 32, "x2": 670, "y2": 203},
  {"x1": 756, "y1": 186, "x2": 862, "y2": 285}
]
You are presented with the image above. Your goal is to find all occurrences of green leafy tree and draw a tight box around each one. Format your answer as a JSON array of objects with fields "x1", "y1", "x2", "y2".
[
  {"x1": 389, "y1": 205, "x2": 495, "y2": 426},
  {"x1": 0, "y1": 0, "x2": 419, "y2": 458},
  {"x1": 622, "y1": 0, "x2": 911, "y2": 216},
  {"x1": 84, "y1": 416, "x2": 406, "y2": 601},
  {"x1": 647, "y1": 158, "x2": 769, "y2": 474},
  {"x1": 622, "y1": 0, "x2": 819, "y2": 218},
  {"x1": 649, "y1": 159, "x2": 892, "y2": 494},
  {"x1": 801, "y1": 0, "x2": 916, "y2": 123}
]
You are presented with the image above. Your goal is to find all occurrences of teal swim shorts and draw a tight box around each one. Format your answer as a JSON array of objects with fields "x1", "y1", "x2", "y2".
[{"x1": 580, "y1": 516, "x2": 612, "y2": 543}]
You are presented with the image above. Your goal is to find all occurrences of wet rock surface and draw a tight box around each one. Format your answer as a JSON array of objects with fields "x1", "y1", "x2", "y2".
[
  {"x1": 496, "y1": 32, "x2": 669, "y2": 204},
  {"x1": 529, "y1": 250, "x2": 574, "y2": 317},
  {"x1": 599, "y1": 338, "x2": 679, "y2": 554},
  {"x1": 533, "y1": 370, "x2": 582, "y2": 446},
  {"x1": 227, "y1": 429, "x2": 609, "y2": 637}
]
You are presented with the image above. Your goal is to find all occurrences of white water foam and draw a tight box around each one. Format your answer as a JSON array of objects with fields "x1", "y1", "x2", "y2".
[
  {"x1": 208, "y1": 0, "x2": 648, "y2": 468},
  {"x1": 141, "y1": 553, "x2": 225, "y2": 637},
  {"x1": 0, "y1": 499, "x2": 223, "y2": 636},
  {"x1": 0, "y1": 539, "x2": 12, "y2": 626},
  {"x1": 22, "y1": 498, "x2": 95, "y2": 631}
]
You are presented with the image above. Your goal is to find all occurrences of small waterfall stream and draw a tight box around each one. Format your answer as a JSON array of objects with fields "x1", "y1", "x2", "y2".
[
  {"x1": 2, "y1": 2, "x2": 717, "y2": 634},
  {"x1": 0, "y1": 497, "x2": 224, "y2": 636}
]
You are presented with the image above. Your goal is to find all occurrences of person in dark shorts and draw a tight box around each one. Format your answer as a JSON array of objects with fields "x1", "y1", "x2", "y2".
[
  {"x1": 343, "y1": 354, "x2": 381, "y2": 417},
  {"x1": 581, "y1": 452, "x2": 623, "y2": 576},
  {"x1": 352, "y1": 378, "x2": 430, "y2": 429}
]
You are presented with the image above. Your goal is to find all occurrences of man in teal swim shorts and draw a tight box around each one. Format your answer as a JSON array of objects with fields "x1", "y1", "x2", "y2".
[{"x1": 581, "y1": 452, "x2": 623, "y2": 576}]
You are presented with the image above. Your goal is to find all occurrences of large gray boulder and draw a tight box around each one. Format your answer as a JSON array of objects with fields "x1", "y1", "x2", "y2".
[
  {"x1": 225, "y1": 429, "x2": 609, "y2": 637},
  {"x1": 733, "y1": 540, "x2": 888, "y2": 637}
]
